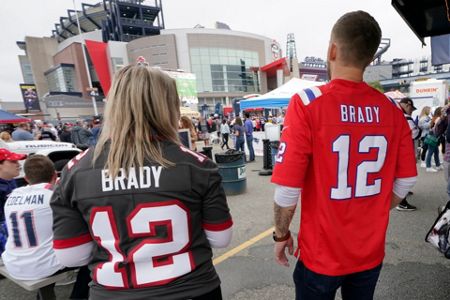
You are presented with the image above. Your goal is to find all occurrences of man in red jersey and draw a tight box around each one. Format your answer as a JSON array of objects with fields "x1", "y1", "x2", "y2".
[{"x1": 271, "y1": 11, "x2": 417, "y2": 300}]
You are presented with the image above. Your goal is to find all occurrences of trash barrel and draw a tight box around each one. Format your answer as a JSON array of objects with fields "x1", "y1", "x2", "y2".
[
  {"x1": 200, "y1": 146, "x2": 213, "y2": 160},
  {"x1": 215, "y1": 150, "x2": 246, "y2": 195},
  {"x1": 270, "y1": 141, "x2": 280, "y2": 168}
]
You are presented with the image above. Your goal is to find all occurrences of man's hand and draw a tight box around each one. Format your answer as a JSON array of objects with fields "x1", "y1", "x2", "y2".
[{"x1": 274, "y1": 235, "x2": 294, "y2": 267}]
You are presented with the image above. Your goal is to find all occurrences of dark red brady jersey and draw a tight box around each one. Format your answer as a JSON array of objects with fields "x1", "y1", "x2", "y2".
[
  {"x1": 51, "y1": 141, "x2": 232, "y2": 300},
  {"x1": 272, "y1": 79, "x2": 417, "y2": 276}
]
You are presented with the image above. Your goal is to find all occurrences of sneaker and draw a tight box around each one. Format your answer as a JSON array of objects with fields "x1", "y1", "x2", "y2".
[
  {"x1": 396, "y1": 201, "x2": 417, "y2": 211},
  {"x1": 426, "y1": 167, "x2": 438, "y2": 172},
  {"x1": 436, "y1": 165, "x2": 444, "y2": 171},
  {"x1": 420, "y1": 161, "x2": 426, "y2": 168}
]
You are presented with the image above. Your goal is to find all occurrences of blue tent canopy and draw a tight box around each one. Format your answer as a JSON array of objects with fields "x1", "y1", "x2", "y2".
[
  {"x1": 240, "y1": 78, "x2": 324, "y2": 110},
  {"x1": 240, "y1": 97, "x2": 291, "y2": 109},
  {"x1": 0, "y1": 109, "x2": 30, "y2": 124}
]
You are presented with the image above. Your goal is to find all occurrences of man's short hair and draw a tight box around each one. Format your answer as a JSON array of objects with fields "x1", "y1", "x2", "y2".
[
  {"x1": 244, "y1": 112, "x2": 250, "y2": 118},
  {"x1": 24, "y1": 155, "x2": 55, "y2": 184},
  {"x1": 331, "y1": 11, "x2": 382, "y2": 69}
]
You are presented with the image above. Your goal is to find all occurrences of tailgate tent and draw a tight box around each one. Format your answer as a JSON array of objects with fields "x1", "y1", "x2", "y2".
[
  {"x1": 239, "y1": 78, "x2": 324, "y2": 110},
  {"x1": 0, "y1": 110, "x2": 30, "y2": 124}
]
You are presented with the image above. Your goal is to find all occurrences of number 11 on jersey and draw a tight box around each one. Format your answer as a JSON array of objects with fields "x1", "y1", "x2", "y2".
[{"x1": 331, "y1": 135, "x2": 387, "y2": 200}]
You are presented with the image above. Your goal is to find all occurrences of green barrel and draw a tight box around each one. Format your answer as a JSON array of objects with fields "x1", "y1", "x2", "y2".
[{"x1": 215, "y1": 151, "x2": 247, "y2": 195}]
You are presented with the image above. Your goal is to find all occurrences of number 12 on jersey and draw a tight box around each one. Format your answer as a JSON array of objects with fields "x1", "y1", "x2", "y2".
[{"x1": 331, "y1": 135, "x2": 387, "y2": 200}]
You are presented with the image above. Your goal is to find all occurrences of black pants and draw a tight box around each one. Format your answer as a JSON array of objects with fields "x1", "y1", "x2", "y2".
[
  {"x1": 191, "y1": 285, "x2": 222, "y2": 300},
  {"x1": 221, "y1": 133, "x2": 230, "y2": 149},
  {"x1": 293, "y1": 261, "x2": 382, "y2": 300},
  {"x1": 421, "y1": 138, "x2": 428, "y2": 161},
  {"x1": 70, "y1": 266, "x2": 91, "y2": 299}
]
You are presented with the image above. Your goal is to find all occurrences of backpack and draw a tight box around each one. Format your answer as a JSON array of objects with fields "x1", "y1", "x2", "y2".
[{"x1": 426, "y1": 201, "x2": 450, "y2": 258}]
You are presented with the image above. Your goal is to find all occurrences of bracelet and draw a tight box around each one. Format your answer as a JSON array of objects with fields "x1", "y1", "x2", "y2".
[{"x1": 273, "y1": 230, "x2": 291, "y2": 242}]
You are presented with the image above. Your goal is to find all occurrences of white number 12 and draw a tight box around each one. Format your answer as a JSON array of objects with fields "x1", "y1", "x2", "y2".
[{"x1": 331, "y1": 135, "x2": 387, "y2": 200}]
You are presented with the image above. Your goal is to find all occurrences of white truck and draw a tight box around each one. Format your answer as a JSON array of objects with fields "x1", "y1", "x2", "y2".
[
  {"x1": 0, "y1": 140, "x2": 81, "y2": 186},
  {"x1": 409, "y1": 79, "x2": 449, "y2": 118}
]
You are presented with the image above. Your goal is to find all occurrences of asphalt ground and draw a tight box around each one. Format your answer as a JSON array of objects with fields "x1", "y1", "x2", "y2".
[{"x1": 1, "y1": 146, "x2": 450, "y2": 299}]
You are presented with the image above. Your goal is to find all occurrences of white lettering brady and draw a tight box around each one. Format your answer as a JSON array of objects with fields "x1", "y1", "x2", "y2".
[
  {"x1": 101, "y1": 166, "x2": 163, "y2": 192},
  {"x1": 340, "y1": 105, "x2": 380, "y2": 124}
]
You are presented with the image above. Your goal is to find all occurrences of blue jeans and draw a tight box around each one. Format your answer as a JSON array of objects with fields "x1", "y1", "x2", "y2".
[
  {"x1": 426, "y1": 143, "x2": 441, "y2": 168},
  {"x1": 445, "y1": 162, "x2": 450, "y2": 200},
  {"x1": 293, "y1": 261, "x2": 382, "y2": 300},
  {"x1": 235, "y1": 138, "x2": 245, "y2": 154},
  {"x1": 245, "y1": 135, "x2": 255, "y2": 161}
]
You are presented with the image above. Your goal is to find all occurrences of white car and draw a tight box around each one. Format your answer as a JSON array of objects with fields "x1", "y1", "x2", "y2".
[{"x1": 0, "y1": 140, "x2": 81, "y2": 185}]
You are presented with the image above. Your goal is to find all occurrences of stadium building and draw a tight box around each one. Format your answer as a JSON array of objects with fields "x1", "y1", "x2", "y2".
[{"x1": 15, "y1": 0, "x2": 280, "y2": 120}]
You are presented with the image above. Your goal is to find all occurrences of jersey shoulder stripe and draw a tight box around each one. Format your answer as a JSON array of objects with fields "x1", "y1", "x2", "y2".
[
  {"x1": 296, "y1": 86, "x2": 323, "y2": 106},
  {"x1": 386, "y1": 96, "x2": 402, "y2": 109}
]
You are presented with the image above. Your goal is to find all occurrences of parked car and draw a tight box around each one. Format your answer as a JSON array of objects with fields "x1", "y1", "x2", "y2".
[{"x1": 0, "y1": 140, "x2": 81, "y2": 186}]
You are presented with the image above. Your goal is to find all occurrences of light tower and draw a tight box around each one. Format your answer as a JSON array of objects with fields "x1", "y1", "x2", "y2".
[{"x1": 286, "y1": 33, "x2": 297, "y2": 72}]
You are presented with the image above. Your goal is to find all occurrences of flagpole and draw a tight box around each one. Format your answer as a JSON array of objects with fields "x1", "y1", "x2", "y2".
[{"x1": 72, "y1": 0, "x2": 99, "y2": 116}]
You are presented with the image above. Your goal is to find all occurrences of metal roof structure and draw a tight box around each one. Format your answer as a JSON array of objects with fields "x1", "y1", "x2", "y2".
[
  {"x1": 392, "y1": 0, "x2": 450, "y2": 45},
  {"x1": 51, "y1": 0, "x2": 164, "y2": 43}
]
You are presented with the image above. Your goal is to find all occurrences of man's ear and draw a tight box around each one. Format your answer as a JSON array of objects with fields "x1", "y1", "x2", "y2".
[{"x1": 328, "y1": 42, "x2": 337, "y2": 62}]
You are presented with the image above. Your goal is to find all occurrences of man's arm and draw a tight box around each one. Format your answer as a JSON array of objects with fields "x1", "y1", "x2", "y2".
[
  {"x1": 390, "y1": 193, "x2": 403, "y2": 209},
  {"x1": 273, "y1": 185, "x2": 301, "y2": 267},
  {"x1": 390, "y1": 177, "x2": 417, "y2": 209},
  {"x1": 274, "y1": 203, "x2": 296, "y2": 267},
  {"x1": 274, "y1": 203, "x2": 296, "y2": 237}
]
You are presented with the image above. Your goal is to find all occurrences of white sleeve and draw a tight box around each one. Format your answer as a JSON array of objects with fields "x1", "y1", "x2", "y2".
[
  {"x1": 54, "y1": 241, "x2": 94, "y2": 267},
  {"x1": 274, "y1": 185, "x2": 301, "y2": 207},
  {"x1": 393, "y1": 176, "x2": 418, "y2": 199},
  {"x1": 204, "y1": 227, "x2": 232, "y2": 248}
]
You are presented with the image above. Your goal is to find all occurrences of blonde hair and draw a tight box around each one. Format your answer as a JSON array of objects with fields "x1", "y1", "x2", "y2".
[
  {"x1": 180, "y1": 116, "x2": 194, "y2": 131},
  {"x1": 419, "y1": 106, "x2": 431, "y2": 118},
  {"x1": 0, "y1": 131, "x2": 12, "y2": 142},
  {"x1": 93, "y1": 65, "x2": 181, "y2": 178}
]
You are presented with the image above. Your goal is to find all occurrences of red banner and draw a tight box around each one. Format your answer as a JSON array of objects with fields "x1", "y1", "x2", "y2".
[{"x1": 85, "y1": 40, "x2": 111, "y2": 96}]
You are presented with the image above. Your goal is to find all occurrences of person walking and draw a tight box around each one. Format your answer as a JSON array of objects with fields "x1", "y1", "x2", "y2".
[
  {"x1": 418, "y1": 106, "x2": 432, "y2": 167},
  {"x1": 51, "y1": 65, "x2": 232, "y2": 300},
  {"x1": 271, "y1": 11, "x2": 417, "y2": 300},
  {"x1": 244, "y1": 112, "x2": 255, "y2": 162},
  {"x1": 396, "y1": 97, "x2": 421, "y2": 211},
  {"x1": 220, "y1": 119, "x2": 230, "y2": 150},
  {"x1": 425, "y1": 107, "x2": 444, "y2": 172},
  {"x1": 71, "y1": 120, "x2": 93, "y2": 150},
  {"x1": 233, "y1": 117, "x2": 245, "y2": 155}
]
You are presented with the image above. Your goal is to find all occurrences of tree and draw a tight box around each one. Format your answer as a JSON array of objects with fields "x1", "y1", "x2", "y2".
[{"x1": 368, "y1": 81, "x2": 384, "y2": 93}]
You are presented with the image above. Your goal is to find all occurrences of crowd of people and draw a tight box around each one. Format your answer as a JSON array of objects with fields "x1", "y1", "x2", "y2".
[
  {"x1": 0, "y1": 119, "x2": 102, "y2": 149},
  {"x1": 180, "y1": 112, "x2": 284, "y2": 162},
  {"x1": 0, "y1": 9, "x2": 446, "y2": 300}
]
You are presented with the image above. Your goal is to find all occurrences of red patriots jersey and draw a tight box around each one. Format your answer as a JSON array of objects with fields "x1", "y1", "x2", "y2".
[{"x1": 272, "y1": 79, "x2": 417, "y2": 276}]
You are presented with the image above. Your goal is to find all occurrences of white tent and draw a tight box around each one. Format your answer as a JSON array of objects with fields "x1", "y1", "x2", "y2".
[{"x1": 240, "y1": 78, "x2": 325, "y2": 109}]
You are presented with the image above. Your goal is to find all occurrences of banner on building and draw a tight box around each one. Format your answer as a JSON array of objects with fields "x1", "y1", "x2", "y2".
[
  {"x1": 431, "y1": 34, "x2": 450, "y2": 66},
  {"x1": 165, "y1": 71, "x2": 199, "y2": 105},
  {"x1": 19, "y1": 84, "x2": 41, "y2": 112}
]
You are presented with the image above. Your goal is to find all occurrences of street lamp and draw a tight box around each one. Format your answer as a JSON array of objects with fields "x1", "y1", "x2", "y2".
[{"x1": 72, "y1": 0, "x2": 99, "y2": 116}]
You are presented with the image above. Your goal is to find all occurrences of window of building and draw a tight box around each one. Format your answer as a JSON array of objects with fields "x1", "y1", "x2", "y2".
[
  {"x1": 111, "y1": 57, "x2": 125, "y2": 73},
  {"x1": 190, "y1": 47, "x2": 260, "y2": 93},
  {"x1": 45, "y1": 65, "x2": 78, "y2": 93}
]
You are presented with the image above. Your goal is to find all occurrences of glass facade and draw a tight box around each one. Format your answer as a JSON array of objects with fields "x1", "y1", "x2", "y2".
[
  {"x1": 46, "y1": 65, "x2": 78, "y2": 93},
  {"x1": 111, "y1": 57, "x2": 125, "y2": 73},
  {"x1": 190, "y1": 47, "x2": 260, "y2": 93},
  {"x1": 19, "y1": 56, "x2": 34, "y2": 84}
]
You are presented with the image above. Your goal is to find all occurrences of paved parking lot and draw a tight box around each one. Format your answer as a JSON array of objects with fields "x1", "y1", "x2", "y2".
[{"x1": 1, "y1": 150, "x2": 450, "y2": 299}]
